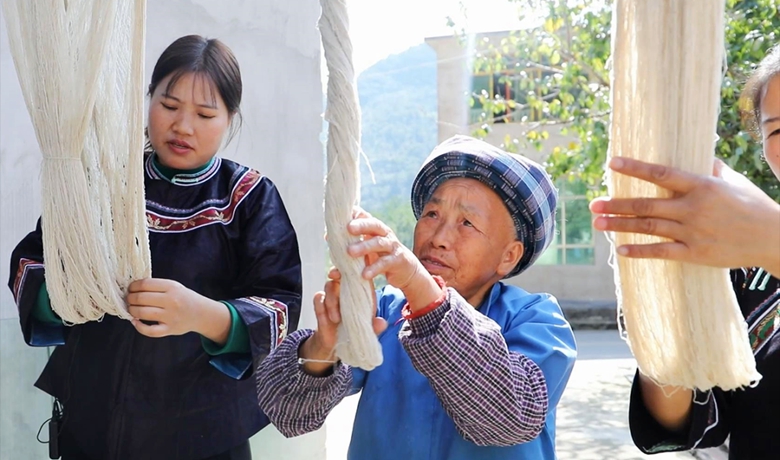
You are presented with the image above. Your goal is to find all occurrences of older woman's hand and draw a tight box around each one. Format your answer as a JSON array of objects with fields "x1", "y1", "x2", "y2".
[
  {"x1": 346, "y1": 214, "x2": 444, "y2": 312},
  {"x1": 590, "y1": 157, "x2": 780, "y2": 277},
  {"x1": 300, "y1": 266, "x2": 387, "y2": 376}
]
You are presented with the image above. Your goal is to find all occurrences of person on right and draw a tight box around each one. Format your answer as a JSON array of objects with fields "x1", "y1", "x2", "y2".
[{"x1": 589, "y1": 45, "x2": 780, "y2": 458}]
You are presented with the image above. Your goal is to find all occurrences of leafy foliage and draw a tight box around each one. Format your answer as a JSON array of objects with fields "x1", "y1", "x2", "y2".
[{"x1": 469, "y1": 0, "x2": 780, "y2": 200}]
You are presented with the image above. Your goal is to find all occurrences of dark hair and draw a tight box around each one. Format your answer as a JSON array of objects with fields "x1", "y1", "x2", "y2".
[
  {"x1": 741, "y1": 44, "x2": 780, "y2": 135},
  {"x1": 146, "y1": 35, "x2": 243, "y2": 150}
]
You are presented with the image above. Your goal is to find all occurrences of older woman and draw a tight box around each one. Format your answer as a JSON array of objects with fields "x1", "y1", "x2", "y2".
[
  {"x1": 590, "y1": 45, "x2": 780, "y2": 458},
  {"x1": 256, "y1": 135, "x2": 577, "y2": 460}
]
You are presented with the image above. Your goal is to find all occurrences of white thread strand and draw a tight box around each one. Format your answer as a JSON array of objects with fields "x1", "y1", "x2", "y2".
[
  {"x1": 607, "y1": 0, "x2": 759, "y2": 391},
  {"x1": 2, "y1": 0, "x2": 152, "y2": 323},
  {"x1": 319, "y1": 0, "x2": 383, "y2": 370}
]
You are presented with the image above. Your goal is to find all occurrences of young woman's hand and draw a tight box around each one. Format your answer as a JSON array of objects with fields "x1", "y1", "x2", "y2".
[{"x1": 127, "y1": 278, "x2": 231, "y2": 343}]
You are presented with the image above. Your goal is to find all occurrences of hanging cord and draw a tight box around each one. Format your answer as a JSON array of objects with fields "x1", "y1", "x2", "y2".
[
  {"x1": 36, "y1": 398, "x2": 63, "y2": 459},
  {"x1": 319, "y1": 0, "x2": 383, "y2": 370}
]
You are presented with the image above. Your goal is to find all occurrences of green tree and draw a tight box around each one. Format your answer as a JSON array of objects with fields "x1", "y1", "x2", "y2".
[
  {"x1": 469, "y1": 0, "x2": 779, "y2": 200},
  {"x1": 357, "y1": 44, "x2": 438, "y2": 211}
]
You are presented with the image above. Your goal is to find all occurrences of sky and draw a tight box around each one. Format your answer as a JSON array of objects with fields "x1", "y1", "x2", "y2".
[{"x1": 345, "y1": 0, "x2": 533, "y2": 74}]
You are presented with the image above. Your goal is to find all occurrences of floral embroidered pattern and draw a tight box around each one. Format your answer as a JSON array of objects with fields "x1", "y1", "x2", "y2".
[
  {"x1": 244, "y1": 296, "x2": 288, "y2": 348},
  {"x1": 748, "y1": 294, "x2": 780, "y2": 354},
  {"x1": 13, "y1": 258, "x2": 44, "y2": 305},
  {"x1": 146, "y1": 169, "x2": 261, "y2": 233},
  {"x1": 743, "y1": 267, "x2": 780, "y2": 354}
]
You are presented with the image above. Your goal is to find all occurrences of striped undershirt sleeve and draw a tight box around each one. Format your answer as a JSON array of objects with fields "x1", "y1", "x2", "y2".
[
  {"x1": 256, "y1": 329, "x2": 353, "y2": 437},
  {"x1": 399, "y1": 289, "x2": 548, "y2": 447}
]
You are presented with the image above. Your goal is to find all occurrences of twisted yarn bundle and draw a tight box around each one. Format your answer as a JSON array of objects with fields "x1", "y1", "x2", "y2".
[{"x1": 319, "y1": 0, "x2": 383, "y2": 370}]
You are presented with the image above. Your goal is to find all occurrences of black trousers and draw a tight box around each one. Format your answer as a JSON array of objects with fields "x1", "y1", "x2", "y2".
[
  {"x1": 60, "y1": 440, "x2": 252, "y2": 460},
  {"x1": 202, "y1": 441, "x2": 252, "y2": 460}
]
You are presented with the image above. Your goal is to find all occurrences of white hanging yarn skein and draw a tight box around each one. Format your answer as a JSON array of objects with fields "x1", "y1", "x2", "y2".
[
  {"x1": 319, "y1": 0, "x2": 383, "y2": 371},
  {"x1": 2, "y1": 0, "x2": 152, "y2": 324},
  {"x1": 86, "y1": 0, "x2": 150, "y2": 304},
  {"x1": 607, "y1": 0, "x2": 760, "y2": 391}
]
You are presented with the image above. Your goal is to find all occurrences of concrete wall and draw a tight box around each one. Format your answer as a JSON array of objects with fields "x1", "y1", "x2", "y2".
[
  {"x1": 1, "y1": 1, "x2": 326, "y2": 459},
  {"x1": 425, "y1": 33, "x2": 617, "y2": 306},
  {"x1": 426, "y1": 35, "x2": 471, "y2": 142}
]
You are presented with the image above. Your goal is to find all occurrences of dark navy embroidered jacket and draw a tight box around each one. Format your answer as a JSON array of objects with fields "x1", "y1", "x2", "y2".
[
  {"x1": 8, "y1": 155, "x2": 302, "y2": 460},
  {"x1": 629, "y1": 268, "x2": 780, "y2": 459}
]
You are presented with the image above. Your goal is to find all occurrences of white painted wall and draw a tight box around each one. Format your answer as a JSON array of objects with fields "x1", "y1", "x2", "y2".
[{"x1": 1, "y1": 1, "x2": 327, "y2": 458}]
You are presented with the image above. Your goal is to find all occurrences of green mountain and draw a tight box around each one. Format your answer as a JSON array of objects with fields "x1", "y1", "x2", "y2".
[{"x1": 356, "y1": 43, "x2": 439, "y2": 221}]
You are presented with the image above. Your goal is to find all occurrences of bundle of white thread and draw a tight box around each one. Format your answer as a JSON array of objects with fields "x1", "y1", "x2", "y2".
[
  {"x1": 3, "y1": 0, "x2": 152, "y2": 324},
  {"x1": 607, "y1": 0, "x2": 760, "y2": 391}
]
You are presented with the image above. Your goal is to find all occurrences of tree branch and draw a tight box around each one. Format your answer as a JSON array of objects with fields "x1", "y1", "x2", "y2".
[
  {"x1": 558, "y1": 49, "x2": 610, "y2": 87},
  {"x1": 469, "y1": 110, "x2": 611, "y2": 129}
]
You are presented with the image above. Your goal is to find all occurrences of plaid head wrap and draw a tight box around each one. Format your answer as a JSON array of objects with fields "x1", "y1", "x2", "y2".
[{"x1": 410, "y1": 135, "x2": 558, "y2": 278}]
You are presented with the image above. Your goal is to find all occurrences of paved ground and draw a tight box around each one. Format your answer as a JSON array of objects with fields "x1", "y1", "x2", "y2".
[
  {"x1": 324, "y1": 330, "x2": 697, "y2": 459},
  {"x1": 554, "y1": 330, "x2": 691, "y2": 459}
]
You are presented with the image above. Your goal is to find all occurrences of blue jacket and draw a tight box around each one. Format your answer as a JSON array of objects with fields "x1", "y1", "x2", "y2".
[{"x1": 347, "y1": 282, "x2": 577, "y2": 459}]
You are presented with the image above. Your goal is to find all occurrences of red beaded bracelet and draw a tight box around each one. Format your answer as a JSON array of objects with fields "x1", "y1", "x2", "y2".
[{"x1": 401, "y1": 275, "x2": 447, "y2": 320}]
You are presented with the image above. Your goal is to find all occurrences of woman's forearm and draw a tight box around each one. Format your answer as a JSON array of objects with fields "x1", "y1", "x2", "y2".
[
  {"x1": 638, "y1": 372, "x2": 693, "y2": 433},
  {"x1": 194, "y1": 299, "x2": 232, "y2": 345}
]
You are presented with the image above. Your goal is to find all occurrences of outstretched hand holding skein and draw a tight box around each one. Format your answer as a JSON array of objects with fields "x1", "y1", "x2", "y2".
[
  {"x1": 299, "y1": 265, "x2": 388, "y2": 376},
  {"x1": 590, "y1": 156, "x2": 780, "y2": 278}
]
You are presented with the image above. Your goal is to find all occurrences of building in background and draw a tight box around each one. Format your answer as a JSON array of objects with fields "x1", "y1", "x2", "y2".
[{"x1": 425, "y1": 31, "x2": 617, "y2": 315}]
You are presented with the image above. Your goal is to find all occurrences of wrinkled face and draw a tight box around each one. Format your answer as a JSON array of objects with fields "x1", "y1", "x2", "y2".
[
  {"x1": 147, "y1": 72, "x2": 231, "y2": 170},
  {"x1": 760, "y1": 74, "x2": 780, "y2": 181},
  {"x1": 412, "y1": 177, "x2": 524, "y2": 307}
]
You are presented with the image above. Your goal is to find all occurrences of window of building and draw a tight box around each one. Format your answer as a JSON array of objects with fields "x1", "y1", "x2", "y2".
[
  {"x1": 535, "y1": 178, "x2": 596, "y2": 265},
  {"x1": 469, "y1": 68, "x2": 543, "y2": 125}
]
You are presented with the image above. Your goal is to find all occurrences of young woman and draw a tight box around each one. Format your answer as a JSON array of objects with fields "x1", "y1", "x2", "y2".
[
  {"x1": 590, "y1": 44, "x2": 780, "y2": 459},
  {"x1": 8, "y1": 35, "x2": 302, "y2": 460}
]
